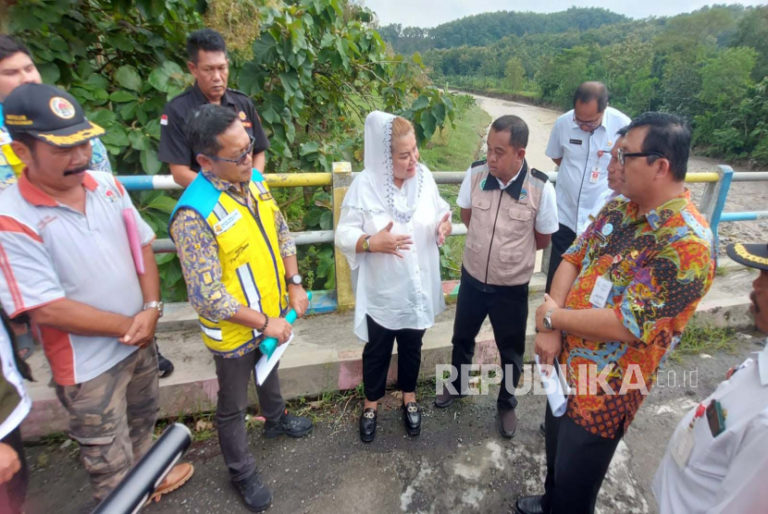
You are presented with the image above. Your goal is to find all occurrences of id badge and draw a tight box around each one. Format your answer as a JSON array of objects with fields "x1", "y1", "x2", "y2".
[
  {"x1": 671, "y1": 427, "x2": 695, "y2": 468},
  {"x1": 589, "y1": 276, "x2": 612, "y2": 308},
  {"x1": 589, "y1": 167, "x2": 600, "y2": 183}
]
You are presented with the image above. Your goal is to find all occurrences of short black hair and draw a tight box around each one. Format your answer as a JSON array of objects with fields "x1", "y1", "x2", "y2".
[
  {"x1": 6, "y1": 131, "x2": 37, "y2": 151},
  {"x1": 573, "y1": 81, "x2": 608, "y2": 112},
  {"x1": 490, "y1": 115, "x2": 528, "y2": 149},
  {"x1": 186, "y1": 104, "x2": 237, "y2": 156},
  {"x1": 626, "y1": 112, "x2": 691, "y2": 181},
  {"x1": 0, "y1": 35, "x2": 32, "y2": 63},
  {"x1": 186, "y1": 29, "x2": 227, "y2": 63},
  {"x1": 616, "y1": 125, "x2": 629, "y2": 138}
]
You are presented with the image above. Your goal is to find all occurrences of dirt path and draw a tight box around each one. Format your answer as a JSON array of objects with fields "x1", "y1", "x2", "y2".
[{"x1": 470, "y1": 94, "x2": 768, "y2": 251}]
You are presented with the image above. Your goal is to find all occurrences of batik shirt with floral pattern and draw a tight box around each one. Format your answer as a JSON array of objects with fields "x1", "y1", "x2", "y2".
[
  {"x1": 560, "y1": 190, "x2": 714, "y2": 439},
  {"x1": 170, "y1": 170, "x2": 296, "y2": 357}
]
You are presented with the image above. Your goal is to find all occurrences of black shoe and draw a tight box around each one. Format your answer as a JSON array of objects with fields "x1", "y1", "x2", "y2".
[
  {"x1": 434, "y1": 392, "x2": 462, "y2": 408},
  {"x1": 515, "y1": 495, "x2": 544, "y2": 514},
  {"x1": 402, "y1": 402, "x2": 421, "y2": 436},
  {"x1": 233, "y1": 472, "x2": 273, "y2": 512},
  {"x1": 263, "y1": 410, "x2": 313, "y2": 439},
  {"x1": 157, "y1": 351, "x2": 174, "y2": 378},
  {"x1": 359, "y1": 407, "x2": 377, "y2": 443},
  {"x1": 497, "y1": 408, "x2": 518, "y2": 439}
]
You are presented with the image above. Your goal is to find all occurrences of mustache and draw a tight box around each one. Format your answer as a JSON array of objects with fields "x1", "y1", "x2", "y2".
[{"x1": 63, "y1": 165, "x2": 88, "y2": 176}]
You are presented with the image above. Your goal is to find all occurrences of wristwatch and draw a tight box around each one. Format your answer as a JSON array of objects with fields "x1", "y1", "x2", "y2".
[
  {"x1": 361, "y1": 235, "x2": 372, "y2": 252},
  {"x1": 543, "y1": 309, "x2": 555, "y2": 331},
  {"x1": 143, "y1": 300, "x2": 164, "y2": 318},
  {"x1": 286, "y1": 274, "x2": 303, "y2": 286}
]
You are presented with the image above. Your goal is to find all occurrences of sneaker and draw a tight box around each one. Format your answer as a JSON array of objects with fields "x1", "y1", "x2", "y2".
[
  {"x1": 263, "y1": 410, "x2": 313, "y2": 439},
  {"x1": 233, "y1": 471, "x2": 272, "y2": 512},
  {"x1": 146, "y1": 462, "x2": 195, "y2": 504}
]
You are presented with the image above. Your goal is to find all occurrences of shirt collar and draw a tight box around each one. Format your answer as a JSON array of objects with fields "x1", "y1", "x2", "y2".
[
  {"x1": 18, "y1": 170, "x2": 98, "y2": 207},
  {"x1": 626, "y1": 189, "x2": 691, "y2": 230},
  {"x1": 192, "y1": 83, "x2": 234, "y2": 107},
  {"x1": 482, "y1": 160, "x2": 528, "y2": 200},
  {"x1": 201, "y1": 169, "x2": 249, "y2": 196}
]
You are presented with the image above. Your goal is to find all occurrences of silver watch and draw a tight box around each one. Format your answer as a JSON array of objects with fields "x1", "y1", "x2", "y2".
[
  {"x1": 143, "y1": 300, "x2": 164, "y2": 318},
  {"x1": 543, "y1": 309, "x2": 555, "y2": 331},
  {"x1": 286, "y1": 274, "x2": 303, "y2": 286}
]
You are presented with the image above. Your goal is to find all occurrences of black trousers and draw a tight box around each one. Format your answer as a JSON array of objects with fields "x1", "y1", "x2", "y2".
[
  {"x1": 363, "y1": 315, "x2": 425, "y2": 402},
  {"x1": 0, "y1": 426, "x2": 27, "y2": 514},
  {"x1": 542, "y1": 404, "x2": 624, "y2": 514},
  {"x1": 214, "y1": 349, "x2": 286, "y2": 482},
  {"x1": 449, "y1": 268, "x2": 528, "y2": 411},
  {"x1": 545, "y1": 224, "x2": 577, "y2": 293}
]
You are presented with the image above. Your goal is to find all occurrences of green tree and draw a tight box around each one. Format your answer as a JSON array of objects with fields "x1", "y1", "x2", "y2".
[{"x1": 504, "y1": 56, "x2": 525, "y2": 92}]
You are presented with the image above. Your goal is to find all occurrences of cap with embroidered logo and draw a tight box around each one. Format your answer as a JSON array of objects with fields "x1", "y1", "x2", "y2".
[
  {"x1": 3, "y1": 83, "x2": 104, "y2": 148},
  {"x1": 726, "y1": 242, "x2": 768, "y2": 272}
]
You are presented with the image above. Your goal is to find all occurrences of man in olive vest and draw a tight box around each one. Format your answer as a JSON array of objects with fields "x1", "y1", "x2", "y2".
[
  {"x1": 435, "y1": 115, "x2": 559, "y2": 438},
  {"x1": 169, "y1": 104, "x2": 311, "y2": 512}
]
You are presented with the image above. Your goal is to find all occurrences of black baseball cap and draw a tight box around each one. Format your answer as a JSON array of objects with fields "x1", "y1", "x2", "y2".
[
  {"x1": 3, "y1": 83, "x2": 104, "y2": 147},
  {"x1": 727, "y1": 242, "x2": 768, "y2": 272}
]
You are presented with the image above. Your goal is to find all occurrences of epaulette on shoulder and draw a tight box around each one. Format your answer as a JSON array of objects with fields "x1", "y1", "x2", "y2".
[
  {"x1": 471, "y1": 159, "x2": 487, "y2": 168},
  {"x1": 227, "y1": 88, "x2": 249, "y2": 98},
  {"x1": 530, "y1": 168, "x2": 550, "y2": 183}
]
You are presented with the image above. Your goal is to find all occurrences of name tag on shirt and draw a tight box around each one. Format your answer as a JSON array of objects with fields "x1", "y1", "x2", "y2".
[
  {"x1": 569, "y1": 138, "x2": 583, "y2": 145},
  {"x1": 590, "y1": 276, "x2": 612, "y2": 308},
  {"x1": 589, "y1": 167, "x2": 600, "y2": 184},
  {"x1": 213, "y1": 210, "x2": 242, "y2": 235}
]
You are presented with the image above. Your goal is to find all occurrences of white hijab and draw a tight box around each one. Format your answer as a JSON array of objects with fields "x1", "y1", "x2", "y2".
[{"x1": 342, "y1": 111, "x2": 424, "y2": 222}]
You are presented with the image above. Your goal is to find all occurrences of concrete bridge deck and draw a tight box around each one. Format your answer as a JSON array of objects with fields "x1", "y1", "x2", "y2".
[{"x1": 20, "y1": 260, "x2": 758, "y2": 439}]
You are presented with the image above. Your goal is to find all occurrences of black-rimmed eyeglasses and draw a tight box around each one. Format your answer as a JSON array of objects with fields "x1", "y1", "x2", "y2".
[
  {"x1": 617, "y1": 148, "x2": 665, "y2": 166},
  {"x1": 205, "y1": 137, "x2": 255, "y2": 166}
]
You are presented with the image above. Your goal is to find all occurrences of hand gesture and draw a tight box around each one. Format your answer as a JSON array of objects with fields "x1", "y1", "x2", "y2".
[
  {"x1": 288, "y1": 285, "x2": 309, "y2": 318},
  {"x1": 535, "y1": 293, "x2": 559, "y2": 333},
  {"x1": 436, "y1": 212, "x2": 452, "y2": 246},
  {"x1": 263, "y1": 317, "x2": 292, "y2": 345},
  {"x1": 120, "y1": 309, "x2": 159, "y2": 347},
  {"x1": 369, "y1": 221, "x2": 413, "y2": 258},
  {"x1": 0, "y1": 443, "x2": 20, "y2": 484},
  {"x1": 534, "y1": 330, "x2": 562, "y2": 373}
]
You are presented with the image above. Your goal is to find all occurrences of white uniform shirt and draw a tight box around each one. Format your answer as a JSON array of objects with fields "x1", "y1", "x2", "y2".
[
  {"x1": 546, "y1": 106, "x2": 630, "y2": 235},
  {"x1": 457, "y1": 162, "x2": 559, "y2": 235},
  {"x1": 653, "y1": 342, "x2": 768, "y2": 513}
]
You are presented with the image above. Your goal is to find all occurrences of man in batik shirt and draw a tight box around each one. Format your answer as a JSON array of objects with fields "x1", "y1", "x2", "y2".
[{"x1": 516, "y1": 112, "x2": 715, "y2": 514}]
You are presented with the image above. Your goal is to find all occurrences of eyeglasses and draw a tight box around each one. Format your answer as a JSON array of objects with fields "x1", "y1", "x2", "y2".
[
  {"x1": 617, "y1": 148, "x2": 665, "y2": 166},
  {"x1": 573, "y1": 115, "x2": 602, "y2": 132},
  {"x1": 205, "y1": 137, "x2": 254, "y2": 166}
]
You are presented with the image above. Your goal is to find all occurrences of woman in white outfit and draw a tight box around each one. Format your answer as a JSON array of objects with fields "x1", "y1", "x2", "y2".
[{"x1": 335, "y1": 111, "x2": 452, "y2": 443}]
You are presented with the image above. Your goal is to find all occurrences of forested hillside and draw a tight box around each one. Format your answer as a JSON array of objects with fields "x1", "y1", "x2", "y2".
[{"x1": 379, "y1": 5, "x2": 768, "y2": 166}]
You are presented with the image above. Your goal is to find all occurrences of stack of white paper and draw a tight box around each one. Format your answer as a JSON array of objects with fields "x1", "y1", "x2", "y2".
[{"x1": 534, "y1": 355, "x2": 571, "y2": 417}]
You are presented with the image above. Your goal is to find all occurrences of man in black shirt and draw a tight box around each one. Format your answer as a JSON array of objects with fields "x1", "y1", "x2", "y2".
[{"x1": 158, "y1": 28, "x2": 269, "y2": 187}]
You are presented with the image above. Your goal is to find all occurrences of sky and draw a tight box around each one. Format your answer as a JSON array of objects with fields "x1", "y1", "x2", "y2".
[{"x1": 359, "y1": 0, "x2": 767, "y2": 28}]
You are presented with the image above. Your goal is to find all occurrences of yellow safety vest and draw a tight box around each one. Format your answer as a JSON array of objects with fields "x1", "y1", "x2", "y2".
[{"x1": 171, "y1": 170, "x2": 288, "y2": 354}]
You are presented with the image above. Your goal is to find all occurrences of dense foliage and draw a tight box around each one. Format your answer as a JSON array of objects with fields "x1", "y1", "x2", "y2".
[
  {"x1": 8, "y1": 0, "x2": 456, "y2": 298},
  {"x1": 381, "y1": 5, "x2": 768, "y2": 166}
]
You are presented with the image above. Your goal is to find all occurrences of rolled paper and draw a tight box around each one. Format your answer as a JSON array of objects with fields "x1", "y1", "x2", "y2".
[
  {"x1": 122, "y1": 208, "x2": 145, "y2": 274},
  {"x1": 259, "y1": 291, "x2": 312, "y2": 358}
]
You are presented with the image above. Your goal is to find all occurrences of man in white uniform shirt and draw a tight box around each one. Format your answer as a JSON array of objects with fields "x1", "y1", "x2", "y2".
[
  {"x1": 544, "y1": 81, "x2": 630, "y2": 292},
  {"x1": 435, "y1": 115, "x2": 558, "y2": 438},
  {"x1": 653, "y1": 241, "x2": 768, "y2": 513}
]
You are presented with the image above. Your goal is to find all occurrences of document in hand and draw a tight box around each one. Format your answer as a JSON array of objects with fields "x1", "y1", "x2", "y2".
[
  {"x1": 254, "y1": 332, "x2": 294, "y2": 385},
  {"x1": 534, "y1": 355, "x2": 571, "y2": 417}
]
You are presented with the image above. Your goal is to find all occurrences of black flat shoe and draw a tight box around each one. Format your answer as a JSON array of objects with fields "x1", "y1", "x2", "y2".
[
  {"x1": 402, "y1": 402, "x2": 421, "y2": 436},
  {"x1": 359, "y1": 407, "x2": 377, "y2": 443}
]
